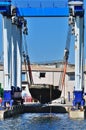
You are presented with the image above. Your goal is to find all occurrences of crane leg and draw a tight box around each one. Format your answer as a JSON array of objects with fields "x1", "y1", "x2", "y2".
[
  {"x1": 68, "y1": 0, "x2": 85, "y2": 119},
  {"x1": 73, "y1": 91, "x2": 85, "y2": 109}
]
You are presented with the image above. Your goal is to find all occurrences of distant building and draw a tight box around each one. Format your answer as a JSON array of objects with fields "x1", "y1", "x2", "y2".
[
  {"x1": 0, "y1": 62, "x2": 86, "y2": 102},
  {"x1": 22, "y1": 62, "x2": 75, "y2": 101}
]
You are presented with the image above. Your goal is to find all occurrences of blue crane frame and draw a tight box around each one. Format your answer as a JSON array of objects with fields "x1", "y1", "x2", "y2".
[
  {"x1": 0, "y1": 0, "x2": 85, "y2": 108},
  {"x1": 0, "y1": 0, "x2": 69, "y2": 17}
]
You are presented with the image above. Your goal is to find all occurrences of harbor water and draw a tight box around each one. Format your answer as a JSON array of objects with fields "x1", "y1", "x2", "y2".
[{"x1": 0, "y1": 113, "x2": 86, "y2": 130}]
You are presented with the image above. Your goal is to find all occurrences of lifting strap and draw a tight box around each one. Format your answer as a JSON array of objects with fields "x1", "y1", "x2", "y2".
[
  {"x1": 23, "y1": 34, "x2": 33, "y2": 85},
  {"x1": 59, "y1": 25, "x2": 72, "y2": 91}
]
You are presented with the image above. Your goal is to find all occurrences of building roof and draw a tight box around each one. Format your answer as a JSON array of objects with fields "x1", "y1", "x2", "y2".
[
  {"x1": 22, "y1": 63, "x2": 75, "y2": 73},
  {"x1": 0, "y1": 62, "x2": 85, "y2": 74}
]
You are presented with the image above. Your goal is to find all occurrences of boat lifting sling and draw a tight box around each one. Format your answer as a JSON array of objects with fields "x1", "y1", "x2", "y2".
[
  {"x1": 22, "y1": 20, "x2": 33, "y2": 86},
  {"x1": 59, "y1": 24, "x2": 72, "y2": 92}
]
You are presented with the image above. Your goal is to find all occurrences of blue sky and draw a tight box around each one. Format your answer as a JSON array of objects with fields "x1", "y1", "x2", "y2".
[
  {"x1": 27, "y1": 17, "x2": 72, "y2": 63},
  {"x1": 0, "y1": 0, "x2": 86, "y2": 64}
]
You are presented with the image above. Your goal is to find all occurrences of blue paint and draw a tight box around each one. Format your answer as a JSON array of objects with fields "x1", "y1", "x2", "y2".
[
  {"x1": 68, "y1": 0, "x2": 83, "y2": 1},
  {"x1": 2, "y1": 90, "x2": 14, "y2": 107},
  {"x1": 0, "y1": 2, "x2": 11, "y2": 6},
  {"x1": 0, "y1": 8, "x2": 7, "y2": 12},
  {"x1": 12, "y1": 0, "x2": 68, "y2": 8},
  {"x1": 17, "y1": 7, "x2": 69, "y2": 17},
  {"x1": 4, "y1": 90, "x2": 11, "y2": 100},
  {"x1": 0, "y1": 1, "x2": 11, "y2": 13},
  {"x1": 73, "y1": 91, "x2": 85, "y2": 107},
  {"x1": 0, "y1": 1, "x2": 69, "y2": 17}
]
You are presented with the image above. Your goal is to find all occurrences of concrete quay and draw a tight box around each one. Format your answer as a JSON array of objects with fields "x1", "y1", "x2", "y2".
[
  {"x1": 0, "y1": 102, "x2": 71, "y2": 119},
  {"x1": 0, "y1": 102, "x2": 86, "y2": 119},
  {"x1": 0, "y1": 105, "x2": 25, "y2": 119},
  {"x1": 24, "y1": 103, "x2": 86, "y2": 119}
]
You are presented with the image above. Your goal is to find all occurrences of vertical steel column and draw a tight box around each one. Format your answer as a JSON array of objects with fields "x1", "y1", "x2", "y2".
[
  {"x1": 74, "y1": 13, "x2": 84, "y2": 92},
  {"x1": 11, "y1": 24, "x2": 17, "y2": 88},
  {"x1": 16, "y1": 26, "x2": 22, "y2": 89},
  {"x1": 3, "y1": 16, "x2": 11, "y2": 99},
  {"x1": 80, "y1": 17, "x2": 84, "y2": 92},
  {"x1": 75, "y1": 16, "x2": 81, "y2": 91}
]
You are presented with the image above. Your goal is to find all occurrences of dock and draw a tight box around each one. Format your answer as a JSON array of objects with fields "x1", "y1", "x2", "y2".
[{"x1": 0, "y1": 102, "x2": 72, "y2": 119}]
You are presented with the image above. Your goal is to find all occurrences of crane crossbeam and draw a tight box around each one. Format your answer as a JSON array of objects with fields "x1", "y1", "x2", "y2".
[
  {"x1": 16, "y1": 7, "x2": 69, "y2": 17},
  {"x1": 12, "y1": 0, "x2": 68, "y2": 8},
  {"x1": 0, "y1": 0, "x2": 69, "y2": 17},
  {"x1": 14, "y1": 0, "x2": 69, "y2": 17}
]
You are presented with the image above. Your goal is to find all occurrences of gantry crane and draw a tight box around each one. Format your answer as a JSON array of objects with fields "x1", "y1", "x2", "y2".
[{"x1": 0, "y1": 0, "x2": 85, "y2": 114}]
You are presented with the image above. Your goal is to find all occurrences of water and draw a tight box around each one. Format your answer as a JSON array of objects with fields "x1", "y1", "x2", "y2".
[{"x1": 0, "y1": 113, "x2": 86, "y2": 130}]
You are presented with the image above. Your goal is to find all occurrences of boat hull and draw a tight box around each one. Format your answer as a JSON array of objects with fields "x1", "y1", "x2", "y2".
[{"x1": 29, "y1": 85, "x2": 61, "y2": 104}]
